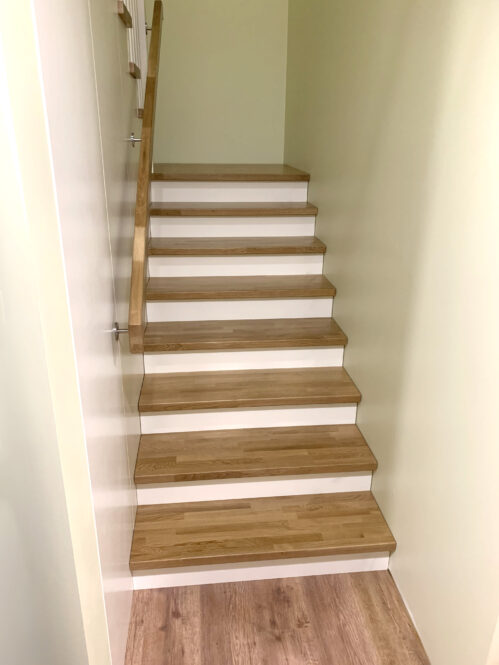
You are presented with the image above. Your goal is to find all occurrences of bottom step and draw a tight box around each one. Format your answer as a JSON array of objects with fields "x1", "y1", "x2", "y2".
[{"x1": 130, "y1": 492, "x2": 396, "y2": 581}]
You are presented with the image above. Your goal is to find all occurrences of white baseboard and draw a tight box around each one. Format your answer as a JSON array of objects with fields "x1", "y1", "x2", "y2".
[
  {"x1": 144, "y1": 347, "x2": 344, "y2": 373},
  {"x1": 136, "y1": 471, "x2": 372, "y2": 505},
  {"x1": 132, "y1": 552, "x2": 390, "y2": 589},
  {"x1": 149, "y1": 216, "x2": 316, "y2": 238},
  {"x1": 148, "y1": 254, "x2": 324, "y2": 277},
  {"x1": 146, "y1": 297, "x2": 333, "y2": 322},
  {"x1": 150, "y1": 181, "x2": 308, "y2": 203},
  {"x1": 140, "y1": 403, "x2": 357, "y2": 434}
]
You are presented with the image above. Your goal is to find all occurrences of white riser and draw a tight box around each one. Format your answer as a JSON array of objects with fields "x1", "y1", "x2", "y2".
[
  {"x1": 150, "y1": 181, "x2": 308, "y2": 203},
  {"x1": 149, "y1": 216, "x2": 316, "y2": 238},
  {"x1": 144, "y1": 347, "x2": 344, "y2": 373},
  {"x1": 136, "y1": 472, "x2": 372, "y2": 505},
  {"x1": 146, "y1": 297, "x2": 333, "y2": 322},
  {"x1": 132, "y1": 552, "x2": 390, "y2": 590},
  {"x1": 148, "y1": 255, "x2": 324, "y2": 277},
  {"x1": 140, "y1": 404, "x2": 357, "y2": 434}
]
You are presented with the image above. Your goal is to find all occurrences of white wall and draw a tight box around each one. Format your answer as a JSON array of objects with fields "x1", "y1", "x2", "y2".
[
  {"x1": 30, "y1": 0, "x2": 144, "y2": 663},
  {"x1": 285, "y1": 2, "x2": 499, "y2": 664},
  {"x1": 146, "y1": 0, "x2": 289, "y2": 164},
  {"x1": 0, "y1": 1, "x2": 109, "y2": 664}
]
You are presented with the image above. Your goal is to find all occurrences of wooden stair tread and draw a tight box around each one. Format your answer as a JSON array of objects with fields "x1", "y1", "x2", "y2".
[
  {"x1": 146, "y1": 274, "x2": 336, "y2": 301},
  {"x1": 135, "y1": 424, "x2": 377, "y2": 484},
  {"x1": 151, "y1": 163, "x2": 310, "y2": 182},
  {"x1": 149, "y1": 202, "x2": 318, "y2": 217},
  {"x1": 148, "y1": 236, "x2": 326, "y2": 256},
  {"x1": 138, "y1": 366, "x2": 361, "y2": 413},
  {"x1": 143, "y1": 317, "x2": 347, "y2": 352},
  {"x1": 130, "y1": 491, "x2": 396, "y2": 570}
]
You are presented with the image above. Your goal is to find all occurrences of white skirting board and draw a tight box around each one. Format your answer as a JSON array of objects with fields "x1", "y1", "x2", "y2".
[
  {"x1": 132, "y1": 552, "x2": 390, "y2": 590},
  {"x1": 140, "y1": 403, "x2": 358, "y2": 435},
  {"x1": 146, "y1": 297, "x2": 333, "y2": 322},
  {"x1": 148, "y1": 254, "x2": 324, "y2": 277},
  {"x1": 149, "y1": 216, "x2": 316, "y2": 238},
  {"x1": 144, "y1": 347, "x2": 344, "y2": 373},
  {"x1": 136, "y1": 471, "x2": 372, "y2": 505},
  {"x1": 150, "y1": 181, "x2": 308, "y2": 203}
]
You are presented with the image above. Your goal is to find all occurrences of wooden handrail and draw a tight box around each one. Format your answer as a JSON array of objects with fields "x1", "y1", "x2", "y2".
[{"x1": 128, "y1": 0, "x2": 163, "y2": 352}]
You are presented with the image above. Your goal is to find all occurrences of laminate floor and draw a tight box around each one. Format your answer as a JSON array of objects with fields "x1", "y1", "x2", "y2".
[{"x1": 125, "y1": 571, "x2": 430, "y2": 665}]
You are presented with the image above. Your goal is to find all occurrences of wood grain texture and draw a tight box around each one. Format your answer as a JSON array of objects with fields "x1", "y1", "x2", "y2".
[
  {"x1": 134, "y1": 424, "x2": 377, "y2": 483},
  {"x1": 146, "y1": 274, "x2": 336, "y2": 301},
  {"x1": 148, "y1": 236, "x2": 326, "y2": 256},
  {"x1": 149, "y1": 201, "x2": 318, "y2": 217},
  {"x1": 117, "y1": 0, "x2": 132, "y2": 27},
  {"x1": 128, "y1": 0, "x2": 162, "y2": 352},
  {"x1": 125, "y1": 572, "x2": 430, "y2": 665},
  {"x1": 138, "y1": 366, "x2": 361, "y2": 413},
  {"x1": 151, "y1": 163, "x2": 310, "y2": 182},
  {"x1": 143, "y1": 317, "x2": 347, "y2": 352},
  {"x1": 129, "y1": 61, "x2": 142, "y2": 79},
  {"x1": 130, "y1": 491, "x2": 395, "y2": 570}
]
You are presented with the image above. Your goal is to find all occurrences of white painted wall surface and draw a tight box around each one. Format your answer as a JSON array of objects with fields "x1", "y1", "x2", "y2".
[
  {"x1": 285, "y1": 2, "x2": 499, "y2": 664},
  {"x1": 31, "y1": 0, "x2": 145, "y2": 663},
  {"x1": 145, "y1": 0, "x2": 289, "y2": 163},
  {"x1": 0, "y1": 1, "x2": 109, "y2": 664}
]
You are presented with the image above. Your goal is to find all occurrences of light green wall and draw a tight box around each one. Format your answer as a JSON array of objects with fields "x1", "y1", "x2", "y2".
[
  {"x1": 147, "y1": 0, "x2": 288, "y2": 163},
  {"x1": 285, "y1": 2, "x2": 499, "y2": 664}
]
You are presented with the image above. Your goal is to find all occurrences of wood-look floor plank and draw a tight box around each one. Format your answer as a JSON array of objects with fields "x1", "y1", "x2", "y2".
[
  {"x1": 143, "y1": 317, "x2": 347, "y2": 352},
  {"x1": 148, "y1": 236, "x2": 326, "y2": 256},
  {"x1": 146, "y1": 274, "x2": 336, "y2": 301},
  {"x1": 129, "y1": 492, "x2": 395, "y2": 570},
  {"x1": 134, "y1": 424, "x2": 377, "y2": 483},
  {"x1": 125, "y1": 573, "x2": 430, "y2": 665},
  {"x1": 151, "y1": 163, "x2": 310, "y2": 182},
  {"x1": 138, "y1": 366, "x2": 361, "y2": 413},
  {"x1": 149, "y1": 202, "x2": 318, "y2": 217}
]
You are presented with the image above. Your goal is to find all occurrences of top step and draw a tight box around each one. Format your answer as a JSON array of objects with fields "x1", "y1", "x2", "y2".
[{"x1": 151, "y1": 163, "x2": 310, "y2": 182}]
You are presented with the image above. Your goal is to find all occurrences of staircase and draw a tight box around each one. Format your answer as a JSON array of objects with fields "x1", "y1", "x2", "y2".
[{"x1": 128, "y1": 163, "x2": 395, "y2": 589}]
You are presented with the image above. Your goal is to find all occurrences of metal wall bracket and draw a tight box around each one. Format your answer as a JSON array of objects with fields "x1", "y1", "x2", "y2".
[
  {"x1": 127, "y1": 132, "x2": 142, "y2": 147},
  {"x1": 111, "y1": 322, "x2": 129, "y2": 341}
]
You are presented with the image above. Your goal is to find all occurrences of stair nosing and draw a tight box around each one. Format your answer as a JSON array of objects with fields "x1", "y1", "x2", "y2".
[
  {"x1": 129, "y1": 491, "x2": 396, "y2": 571},
  {"x1": 149, "y1": 202, "x2": 319, "y2": 217},
  {"x1": 134, "y1": 424, "x2": 377, "y2": 484},
  {"x1": 150, "y1": 163, "x2": 311, "y2": 182},
  {"x1": 143, "y1": 318, "x2": 347, "y2": 353},
  {"x1": 145, "y1": 275, "x2": 336, "y2": 301},
  {"x1": 148, "y1": 236, "x2": 327, "y2": 256},
  {"x1": 138, "y1": 366, "x2": 361, "y2": 413}
]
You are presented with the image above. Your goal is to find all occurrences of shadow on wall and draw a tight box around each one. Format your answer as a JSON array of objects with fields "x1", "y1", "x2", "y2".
[{"x1": 286, "y1": 0, "x2": 454, "y2": 494}]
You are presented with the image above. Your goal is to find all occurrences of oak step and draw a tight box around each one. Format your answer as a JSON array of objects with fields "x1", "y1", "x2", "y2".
[
  {"x1": 138, "y1": 366, "x2": 361, "y2": 413},
  {"x1": 149, "y1": 202, "x2": 318, "y2": 217},
  {"x1": 130, "y1": 491, "x2": 396, "y2": 570},
  {"x1": 143, "y1": 317, "x2": 347, "y2": 352},
  {"x1": 148, "y1": 236, "x2": 326, "y2": 256},
  {"x1": 151, "y1": 163, "x2": 310, "y2": 182},
  {"x1": 146, "y1": 275, "x2": 336, "y2": 301},
  {"x1": 135, "y1": 424, "x2": 377, "y2": 484}
]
